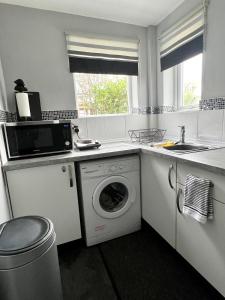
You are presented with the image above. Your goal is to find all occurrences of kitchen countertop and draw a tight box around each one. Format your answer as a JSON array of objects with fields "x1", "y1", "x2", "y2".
[
  {"x1": 3, "y1": 141, "x2": 225, "y2": 175},
  {"x1": 2, "y1": 142, "x2": 141, "y2": 171},
  {"x1": 141, "y1": 143, "x2": 225, "y2": 175}
]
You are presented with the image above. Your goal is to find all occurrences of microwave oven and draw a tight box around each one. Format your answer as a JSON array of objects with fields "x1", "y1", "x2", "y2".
[{"x1": 3, "y1": 120, "x2": 73, "y2": 159}]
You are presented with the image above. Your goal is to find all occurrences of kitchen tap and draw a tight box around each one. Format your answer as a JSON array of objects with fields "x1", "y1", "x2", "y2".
[{"x1": 178, "y1": 126, "x2": 185, "y2": 144}]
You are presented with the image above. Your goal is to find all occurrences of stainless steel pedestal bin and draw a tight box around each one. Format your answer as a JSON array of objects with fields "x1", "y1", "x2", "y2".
[{"x1": 0, "y1": 216, "x2": 63, "y2": 300}]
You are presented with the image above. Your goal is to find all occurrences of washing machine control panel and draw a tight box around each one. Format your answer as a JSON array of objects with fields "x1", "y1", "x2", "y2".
[
  {"x1": 80, "y1": 163, "x2": 104, "y2": 177},
  {"x1": 106, "y1": 162, "x2": 131, "y2": 174},
  {"x1": 109, "y1": 165, "x2": 117, "y2": 172},
  {"x1": 80, "y1": 156, "x2": 139, "y2": 178}
]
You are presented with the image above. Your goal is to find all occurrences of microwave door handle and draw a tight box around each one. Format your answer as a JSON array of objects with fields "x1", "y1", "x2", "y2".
[{"x1": 68, "y1": 165, "x2": 74, "y2": 188}]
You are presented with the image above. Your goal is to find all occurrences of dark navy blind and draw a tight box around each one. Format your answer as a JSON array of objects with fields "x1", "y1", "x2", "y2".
[
  {"x1": 68, "y1": 57, "x2": 138, "y2": 75},
  {"x1": 66, "y1": 34, "x2": 139, "y2": 75},
  {"x1": 161, "y1": 34, "x2": 203, "y2": 71},
  {"x1": 159, "y1": 4, "x2": 206, "y2": 71}
]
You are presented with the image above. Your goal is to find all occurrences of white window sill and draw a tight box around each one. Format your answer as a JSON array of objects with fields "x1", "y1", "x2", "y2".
[
  {"x1": 161, "y1": 107, "x2": 200, "y2": 114},
  {"x1": 77, "y1": 113, "x2": 135, "y2": 119},
  {"x1": 177, "y1": 106, "x2": 199, "y2": 112}
]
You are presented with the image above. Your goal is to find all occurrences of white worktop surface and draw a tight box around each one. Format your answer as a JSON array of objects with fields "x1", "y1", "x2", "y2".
[
  {"x1": 3, "y1": 141, "x2": 225, "y2": 175},
  {"x1": 2, "y1": 142, "x2": 140, "y2": 171}
]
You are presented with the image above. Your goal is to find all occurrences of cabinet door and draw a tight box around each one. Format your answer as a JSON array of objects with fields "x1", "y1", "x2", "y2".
[
  {"x1": 176, "y1": 183, "x2": 225, "y2": 297},
  {"x1": 141, "y1": 153, "x2": 176, "y2": 247},
  {"x1": 177, "y1": 162, "x2": 225, "y2": 204},
  {"x1": 7, "y1": 163, "x2": 81, "y2": 245}
]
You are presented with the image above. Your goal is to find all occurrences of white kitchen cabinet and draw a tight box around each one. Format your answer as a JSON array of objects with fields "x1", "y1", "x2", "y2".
[
  {"x1": 6, "y1": 163, "x2": 81, "y2": 245},
  {"x1": 176, "y1": 171, "x2": 225, "y2": 297},
  {"x1": 177, "y1": 162, "x2": 225, "y2": 204},
  {"x1": 141, "y1": 153, "x2": 177, "y2": 247}
]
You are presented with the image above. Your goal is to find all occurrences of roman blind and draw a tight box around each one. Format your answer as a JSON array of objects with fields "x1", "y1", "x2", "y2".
[
  {"x1": 159, "y1": 1, "x2": 208, "y2": 71},
  {"x1": 66, "y1": 33, "x2": 139, "y2": 75}
]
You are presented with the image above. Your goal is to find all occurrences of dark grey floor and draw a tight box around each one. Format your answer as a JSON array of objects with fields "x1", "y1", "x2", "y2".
[{"x1": 58, "y1": 222, "x2": 224, "y2": 300}]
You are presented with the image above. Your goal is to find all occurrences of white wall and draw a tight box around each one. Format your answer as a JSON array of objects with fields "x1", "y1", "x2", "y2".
[
  {"x1": 203, "y1": 0, "x2": 225, "y2": 98},
  {"x1": 73, "y1": 114, "x2": 149, "y2": 142},
  {"x1": 156, "y1": 109, "x2": 225, "y2": 143},
  {"x1": 0, "y1": 56, "x2": 7, "y2": 111},
  {"x1": 147, "y1": 26, "x2": 157, "y2": 107},
  {"x1": 0, "y1": 3, "x2": 148, "y2": 112}
]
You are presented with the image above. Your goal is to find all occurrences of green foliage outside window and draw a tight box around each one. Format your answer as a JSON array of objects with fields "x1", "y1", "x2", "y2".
[
  {"x1": 183, "y1": 82, "x2": 200, "y2": 107},
  {"x1": 75, "y1": 73, "x2": 129, "y2": 116},
  {"x1": 90, "y1": 79, "x2": 128, "y2": 114}
]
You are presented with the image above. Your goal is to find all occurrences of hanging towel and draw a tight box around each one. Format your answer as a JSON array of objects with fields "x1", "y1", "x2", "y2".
[{"x1": 183, "y1": 174, "x2": 213, "y2": 224}]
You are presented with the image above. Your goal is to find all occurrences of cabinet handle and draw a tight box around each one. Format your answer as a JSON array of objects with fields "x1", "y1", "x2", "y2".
[
  {"x1": 176, "y1": 188, "x2": 183, "y2": 214},
  {"x1": 68, "y1": 165, "x2": 73, "y2": 188},
  {"x1": 61, "y1": 166, "x2": 66, "y2": 172},
  {"x1": 168, "y1": 164, "x2": 175, "y2": 190}
]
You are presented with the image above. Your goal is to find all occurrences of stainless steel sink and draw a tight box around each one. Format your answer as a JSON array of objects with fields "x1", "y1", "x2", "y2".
[
  {"x1": 163, "y1": 143, "x2": 211, "y2": 154},
  {"x1": 164, "y1": 144, "x2": 209, "y2": 151}
]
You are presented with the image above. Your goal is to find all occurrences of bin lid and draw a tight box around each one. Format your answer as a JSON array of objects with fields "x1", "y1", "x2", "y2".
[{"x1": 0, "y1": 216, "x2": 51, "y2": 255}]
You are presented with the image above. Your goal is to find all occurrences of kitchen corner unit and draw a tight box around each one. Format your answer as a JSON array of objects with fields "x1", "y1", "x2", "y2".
[{"x1": 141, "y1": 153, "x2": 176, "y2": 248}]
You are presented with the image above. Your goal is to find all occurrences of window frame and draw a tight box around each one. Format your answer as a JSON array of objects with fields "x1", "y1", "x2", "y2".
[
  {"x1": 163, "y1": 53, "x2": 203, "y2": 111},
  {"x1": 73, "y1": 73, "x2": 138, "y2": 118}
]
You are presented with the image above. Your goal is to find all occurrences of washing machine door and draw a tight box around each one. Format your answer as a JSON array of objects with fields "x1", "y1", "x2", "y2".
[{"x1": 93, "y1": 175, "x2": 136, "y2": 219}]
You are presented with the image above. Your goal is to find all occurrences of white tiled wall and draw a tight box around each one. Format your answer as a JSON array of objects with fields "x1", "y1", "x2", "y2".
[
  {"x1": 72, "y1": 114, "x2": 149, "y2": 142},
  {"x1": 155, "y1": 109, "x2": 225, "y2": 143},
  {"x1": 148, "y1": 114, "x2": 158, "y2": 128},
  {"x1": 198, "y1": 110, "x2": 224, "y2": 141},
  {"x1": 156, "y1": 111, "x2": 198, "y2": 140},
  {"x1": 72, "y1": 110, "x2": 225, "y2": 143}
]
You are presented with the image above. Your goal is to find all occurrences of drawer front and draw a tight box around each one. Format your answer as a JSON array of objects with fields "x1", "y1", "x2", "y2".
[{"x1": 177, "y1": 162, "x2": 225, "y2": 204}]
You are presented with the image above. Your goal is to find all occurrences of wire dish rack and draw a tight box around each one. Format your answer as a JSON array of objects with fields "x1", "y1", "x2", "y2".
[{"x1": 128, "y1": 128, "x2": 166, "y2": 144}]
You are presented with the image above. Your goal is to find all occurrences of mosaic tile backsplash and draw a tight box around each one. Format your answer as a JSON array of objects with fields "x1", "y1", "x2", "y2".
[
  {"x1": 0, "y1": 110, "x2": 78, "y2": 122},
  {"x1": 0, "y1": 98, "x2": 225, "y2": 123},
  {"x1": 131, "y1": 106, "x2": 175, "y2": 114},
  {"x1": 149, "y1": 97, "x2": 225, "y2": 114},
  {"x1": 0, "y1": 110, "x2": 9, "y2": 122},
  {"x1": 41, "y1": 110, "x2": 78, "y2": 120},
  {"x1": 131, "y1": 107, "x2": 151, "y2": 114},
  {"x1": 150, "y1": 106, "x2": 176, "y2": 114},
  {"x1": 199, "y1": 98, "x2": 225, "y2": 110}
]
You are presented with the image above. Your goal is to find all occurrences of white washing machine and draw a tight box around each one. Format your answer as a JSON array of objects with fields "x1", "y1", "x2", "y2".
[{"x1": 78, "y1": 155, "x2": 141, "y2": 246}]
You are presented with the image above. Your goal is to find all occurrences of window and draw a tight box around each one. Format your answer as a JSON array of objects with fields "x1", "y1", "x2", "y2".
[
  {"x1": 74, "y1": 73, "x2": 138, "y2": 117},
  {"x1": 160, "y1": 3, "x2": 207, "y2": 110},
  {"x1": 181, "y1": 53, "x2": 202, "y2": 108},
  {"x1": 66, "y1": 33, "x2": 139, "y2": 117},
  {"x1": 163, "y1": 53, "x2": 202, "y2": 110}
]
